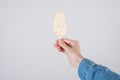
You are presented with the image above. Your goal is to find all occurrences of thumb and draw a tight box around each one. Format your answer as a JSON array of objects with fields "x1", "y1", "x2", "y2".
[{"x1": 58, "y1": 39, "x2": 70, "y2": 51}]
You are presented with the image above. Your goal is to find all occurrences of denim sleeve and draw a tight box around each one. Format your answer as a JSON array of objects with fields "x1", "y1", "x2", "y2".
[{"x1": 78, "y1": 58, "x2": 120, "y2": 80}]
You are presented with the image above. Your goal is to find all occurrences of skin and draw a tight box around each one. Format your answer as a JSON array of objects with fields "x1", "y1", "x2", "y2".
[{"x1": 54, "y1": 38, "x2": 84, "y2": 68}]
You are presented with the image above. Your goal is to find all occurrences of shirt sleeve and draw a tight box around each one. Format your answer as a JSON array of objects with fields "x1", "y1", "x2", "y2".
[{"x1": 78, "y1": 58, "x2": 120, "y2": 80}]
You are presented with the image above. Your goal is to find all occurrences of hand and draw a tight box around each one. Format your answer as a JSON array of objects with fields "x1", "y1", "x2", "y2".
[{"x1": 54, "y1": 38, "x2": 84, "y2": 68}]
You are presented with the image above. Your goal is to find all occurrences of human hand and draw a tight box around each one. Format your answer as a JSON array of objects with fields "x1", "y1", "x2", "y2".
[{"x1": 54, "y1": 38, "x2": 84, "y2": 68}]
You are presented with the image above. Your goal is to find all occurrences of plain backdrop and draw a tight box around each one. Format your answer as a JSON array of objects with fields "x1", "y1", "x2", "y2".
[{"x1": 0, "y1": 0, "x2": 120, "y2": 80}]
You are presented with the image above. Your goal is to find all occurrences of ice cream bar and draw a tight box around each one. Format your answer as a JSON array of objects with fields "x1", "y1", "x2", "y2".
[{"x1": 53, "y1": 11, "x2": 67, "y2": 38}]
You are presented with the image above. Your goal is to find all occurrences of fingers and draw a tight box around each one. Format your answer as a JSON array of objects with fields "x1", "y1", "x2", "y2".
[
  {"x1": 58, "y1": 39, "x2": 70, "y2": 51},
  {"x1": 55, "y1": 46, "x2": 63, "y2": 52},
  {"x1": 63, "y1": 38, "x2": 78, "y2": 46},
  {"x1": 54, "y1": 40, "x2": 64, "y2": 52},
  {"x1": 54, "y1": 38, "x2": 79, "y2": 53}
]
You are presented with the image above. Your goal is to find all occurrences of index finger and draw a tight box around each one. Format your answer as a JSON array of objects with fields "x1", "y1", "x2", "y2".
[{"x1": 62, "y1": 38, "x2": 78, "y2": 46}]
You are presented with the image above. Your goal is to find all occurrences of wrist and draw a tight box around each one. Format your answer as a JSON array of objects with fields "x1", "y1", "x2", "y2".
[
  {"x1": 74, "y1": 55, "x2": 84, "y2": 68},
  {"x1": 77, "y1": 56, "x2": 84, "y2": 64}
]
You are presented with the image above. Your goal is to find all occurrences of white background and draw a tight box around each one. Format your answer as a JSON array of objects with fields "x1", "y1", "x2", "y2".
[{"x1": 0, "y1": 0, "x2": 120, "y2": 80}]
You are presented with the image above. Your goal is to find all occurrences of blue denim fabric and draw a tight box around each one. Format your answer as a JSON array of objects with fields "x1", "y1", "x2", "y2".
[{"x1": 78, "y1": 58, "x2": 120, "y2": 80}]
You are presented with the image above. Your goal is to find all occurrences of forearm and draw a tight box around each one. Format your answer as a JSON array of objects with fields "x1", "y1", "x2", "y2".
[{"x1": 78, "y1": 58, "x2": 120, "y2": 80}]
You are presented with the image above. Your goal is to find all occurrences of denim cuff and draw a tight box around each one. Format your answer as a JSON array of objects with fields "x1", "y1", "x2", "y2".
[{"x1": 78, "y1": 58, "x2": 96, "y2": 80}]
